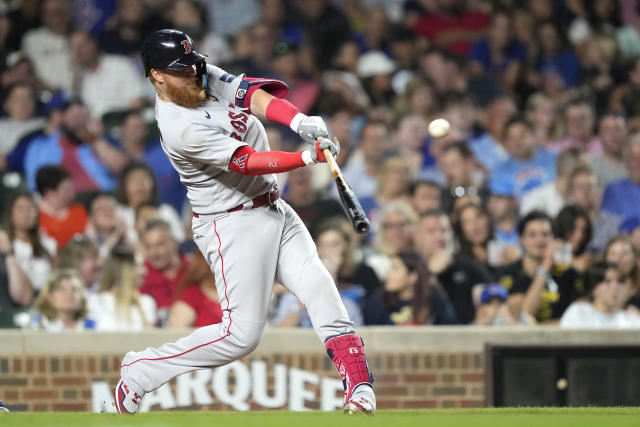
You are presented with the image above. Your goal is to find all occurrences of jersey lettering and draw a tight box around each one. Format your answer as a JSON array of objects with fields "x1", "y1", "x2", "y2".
[
  {"x1": 229, "y1": 112, "x2": 248, "y2": 122},
  {"x1": 231, "y1": 120, "x2": 247, "y2": 133},
  {"x1": 230, "y1": 132, "x2": 243, "y2": 141}
]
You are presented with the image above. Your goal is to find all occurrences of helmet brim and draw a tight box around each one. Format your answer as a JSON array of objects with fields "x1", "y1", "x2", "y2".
[{"x1": 165, "y1": 51, "x2": 207, "y2": 70}]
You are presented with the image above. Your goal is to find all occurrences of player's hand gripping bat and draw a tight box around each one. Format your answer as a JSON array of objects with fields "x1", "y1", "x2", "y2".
[{"x1": 319, "y1": 137, "x2": 371, "y2": 234}]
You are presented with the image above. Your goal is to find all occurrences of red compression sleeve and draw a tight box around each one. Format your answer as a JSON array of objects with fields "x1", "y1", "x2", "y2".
[
  {"x1": 229, "y1": 145, "x2": 306, "y2": 175},
  {"x1": 265, "y1": 98, "x2": 300, "y2": 127}
]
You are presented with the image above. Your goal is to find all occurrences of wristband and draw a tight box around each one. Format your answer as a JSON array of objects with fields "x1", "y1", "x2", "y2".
[
  {"x1": 535, "y1": 266, "x2": 550, "y2": 280},
  {"x1": 289, "y1": 113, "x2": 306, "y2": 132},
  {"x1": 301, "y1": 150, "x2": 314, "y2": 166}
]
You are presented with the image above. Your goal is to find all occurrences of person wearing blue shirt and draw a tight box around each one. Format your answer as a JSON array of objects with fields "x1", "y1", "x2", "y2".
[
  {"x1": 601, "y1": 135, "x2": 640, "y2": 223},
  {"x1": 491, "y1": 118, "x2": 557, "y2": 200}
]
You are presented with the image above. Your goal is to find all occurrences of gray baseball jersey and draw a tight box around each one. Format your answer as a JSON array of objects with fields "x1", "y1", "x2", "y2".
[
  {"x1": 156, "y1": 64, "x2": 275, "y2": 214},
  {"x1": 119, "y1": 65, "x2": 355, "y2": 398}
]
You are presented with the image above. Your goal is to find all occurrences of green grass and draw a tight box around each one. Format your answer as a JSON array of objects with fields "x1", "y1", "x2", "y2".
[{"x1": 4, "y1": 408, "x2": 640, "y2": 427}]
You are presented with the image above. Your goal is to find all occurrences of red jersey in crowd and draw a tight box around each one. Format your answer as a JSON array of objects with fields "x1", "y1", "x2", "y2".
[
  {"x1": 140, "y1": 256, "x2": 190, "y2": 309},
  {"x1": 177, "y1": 285, "x2": 223, "y2": 327}
]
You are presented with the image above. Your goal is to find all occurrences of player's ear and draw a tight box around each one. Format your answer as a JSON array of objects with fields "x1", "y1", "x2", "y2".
[{"x1": 149, "y1": 69, "x2": 164, "y2": 85}]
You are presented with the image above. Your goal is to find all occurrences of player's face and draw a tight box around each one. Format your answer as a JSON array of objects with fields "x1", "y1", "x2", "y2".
[{"x1": 158, "y1": 66, "x2": 206, "y2": 108}]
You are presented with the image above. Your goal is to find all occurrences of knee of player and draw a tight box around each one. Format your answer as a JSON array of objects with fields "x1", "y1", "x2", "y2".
[{"x1": 229, "y1": 328, "x2": 262, "y2": 356}]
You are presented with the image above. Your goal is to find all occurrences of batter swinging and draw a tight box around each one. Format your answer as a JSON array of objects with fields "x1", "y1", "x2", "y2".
[{"x1": 114, "y1": 29, "x2": 376, "y2": 415}]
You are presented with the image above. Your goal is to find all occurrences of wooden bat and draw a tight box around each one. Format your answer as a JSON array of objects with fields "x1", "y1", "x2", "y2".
[{"x1": 321, "y1": 139, "x2": 370, "y2": 234}]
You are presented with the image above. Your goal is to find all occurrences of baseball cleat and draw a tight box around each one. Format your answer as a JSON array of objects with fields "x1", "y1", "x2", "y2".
[
  {"x1": 114, "y1": 378, "x2": 143, "y2": 414},
  {"x1": 343, "y1": 384, "x2": 376, "y2": 415}
]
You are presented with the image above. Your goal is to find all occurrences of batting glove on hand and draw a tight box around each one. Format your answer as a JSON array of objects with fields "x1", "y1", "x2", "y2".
[
  {"x1": 296, "y1": 116, "x2": 329, "y2": 144},
  {"x1": 303, "y1": 137, "x2": 340, "y2": 164}
]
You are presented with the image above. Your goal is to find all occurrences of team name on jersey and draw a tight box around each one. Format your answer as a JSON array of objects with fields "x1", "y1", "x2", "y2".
[{"x1": 228, "y1": 104, "x2": 249, "y2": 141}]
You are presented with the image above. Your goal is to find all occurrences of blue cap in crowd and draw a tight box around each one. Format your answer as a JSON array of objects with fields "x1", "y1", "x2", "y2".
[
  {"x1": 619, "y1": 216, "x2": 640, "y2": 234},
  {"x1": 480, "y1": 284, "x2": 509, "y2": 304},
  {"x1": 488, "y1": 175, "x2": 515, "y2": 197}
]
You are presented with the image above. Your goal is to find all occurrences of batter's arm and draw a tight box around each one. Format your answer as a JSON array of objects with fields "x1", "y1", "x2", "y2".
[{"x1": 249, "y1": 88, "x2": 275, "y2": 119}]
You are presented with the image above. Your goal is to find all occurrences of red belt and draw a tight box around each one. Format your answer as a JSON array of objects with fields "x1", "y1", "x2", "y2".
[{"x1": 193, "y1": 187, "x2": 280, "y2": 218}]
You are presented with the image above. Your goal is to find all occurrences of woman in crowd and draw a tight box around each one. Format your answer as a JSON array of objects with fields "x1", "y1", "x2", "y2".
[
  {"x1": 56, "y1": 235, "x2": 102, "y2": 293},
  {"x1": 560, "y1": 262, "x2": 640, "y2": 328},
  {"x1": 83, "y1": 192, "x2": 128, "y2": 260},
  {"x1": 603, "y1": 234, "x2": 640, "y2": 314},
  {"x1": 117, "y1": 162, "x2": 185, "y2": 245},
  {"x1": 3, "y1": 190, "x2": 55, "y2": 292},
  {"x1": 363, "y1": 251, "x2": 457, "y2": 325},
  {"x1": 359, "y1": 155, "x2": 413, "y2": 221},
  {"x1": 88, "y1": 246, "x2": 156, "y2": 330},
  {"x1": 32, "y1": 269, "x2": 96, "y2": 331},
  {"x1": 452, "y1": 201, "x2": 494, "y2": 272},
  {"x1": 554, "y1": 204, "x2": 594, "y2": 273},
  {"x1": 169, "y1": 249, "x2": 222, "y2": 328}
]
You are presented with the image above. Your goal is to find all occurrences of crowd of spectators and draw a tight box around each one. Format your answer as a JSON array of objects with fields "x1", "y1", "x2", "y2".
[{"x1": 1, "y1": 0, "x2": 640, "y2": 331}]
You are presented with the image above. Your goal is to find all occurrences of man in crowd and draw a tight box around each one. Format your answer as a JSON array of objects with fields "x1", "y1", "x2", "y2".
[{"x1": 414, "y1": 210, "x2": 493, "y2": 324}]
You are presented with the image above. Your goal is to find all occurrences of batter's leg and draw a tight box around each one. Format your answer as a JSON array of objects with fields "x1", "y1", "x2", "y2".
[
  {"x1": 116, "y1": 208, "x2": 283, "y2": 413},
  {"x1": 274, "y1": 201, "x2": 375, "y2": 414}
]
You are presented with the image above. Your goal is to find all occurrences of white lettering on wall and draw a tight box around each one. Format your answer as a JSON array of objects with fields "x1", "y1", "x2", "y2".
[{"x1": 92, "y1": 361, "x2": 343, "y2": 413}]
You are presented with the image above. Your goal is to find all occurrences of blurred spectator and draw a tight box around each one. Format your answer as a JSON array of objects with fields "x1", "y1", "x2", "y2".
[
  {"x1": 497, "y1": 211, "x2": 583, "y2": 323},
  {"x1": 619, "y1": 217, "x2": 640, "y2": 254},
  {"x1": 549, "y1": 100, "x2": 602, "y2": 155},
  {"x1": 524, "y1": 92, "x2": 560, "y2": 149},
  {"x1": 603, "y1": 235, "x2": 640, "y2": 314},
  {"x1": 369, "y1": 201, "x2": 417, "y2": 279},
  {"x1": 468, "y1": 9, "x2": 525, "y2": 93},
  {"x1": 88, "y1": 246, "x2": 156, "y2": 330},
  {"x1": 4, "y1": 191, "x2": 55, "y2": 292},
  {"x1": 169, "y1": 249, "x2": 222, "y2": 328},
  {"x1": 412, "y1": 0, "x2": 489, "y2": 56},
  {"x1": 21, "y1": 0, "x2": 73, "y2": 91},
  {"x1": 601, "y1": 134, "x2": 640, "y2": 224},
  {"x1": 340, "y1": 120, "x2": 390, "y2": 200},
  {"x1": 486, "y1": 177, "x2": 521, "y2": 265},
  {"x1": 491, "y1": 118, "x2": 556, "y2": 199},
  {"x1": 139, "y1": 219, "x2": 189, "y2": 323},
  {"x1": 32, "y1": 268, "x2": 95, "y2": 331},
  {"x1": 270, "y1": 41, "x2": 319, "y2": 114},
  {"x1": 615, "y1": 2, "x2": 640, "y2": 60},
  {"x1": 418, "y1": 48, "x2": 467, "y2": 96},
  {"x1": 35, "y1": 166, "x2": 88, "y2": 248},
  {"x1": 0, "y1": 52, "x2": 50, "y2": 98},
  {"x1": 314, "y1": 217, "x2": 382, "y2": 297},
  {"x1": 83, "y1": 192, "x2": 127, "y2": 259},
  {"x1": 392, "y1": 112, "x2": 431, "y2": 175},
  {"x1": 353, "y1": 7, "x2": 389, "y2": 53},
  {"x1": 409, "y1": 179, "x2": 443, "y2": 216},
  {"x1": 560, "y1": 262, "x2": 640, "y2": 328},
  {"x1": 438, "y1": 142, "x2": 486, "y2": 212},
  {"x1": 467, "y1": 94, "x2": 515, "y2": 172},
  {"x1": 0, "y1": 228, "x2": 33, "y2": 308},
  {"x1": 554, "y1": 204, "x2": 593, "y2": 273},
  {"x1": 99, "y1": 0, "x2": 150, "y2": 57},
  {"x1": 590, "y1": 112, "x2": 629, "y2": 188},
  {"x1": 452, "y1": 201, "x2": 510, "y2": 273},
  {"x1": 24, "y1": 99, "x2": 125, "y2": 193},
  {"x1": 473, "y1": 283, "x2": 530, "y2": 325},
  {"x1": 117, "y1": 162, "x2": 185, "y2": 244},
  {"x1": 413, "y1": 210, "x2": 492, "y2": 324},
  {"x1": 360, "y1": 155, "x2": 413, "y2": 220},
  {"x1": 116, "y1": 111, "x2": 186, "y2": 212},
  {"x1": 363, "y1": 251, "x2": 457, "y2": 325},
  {"x1": 357, "y1": 51, "x2": 396, "y2": 106},
  {"x1": 56, "y1": 235, "x2": 102, "y2": 292},
  {"x1": 283, "y1": 166, "x2": 343, "y2": 237},
  {"x1": 567, "y1": 164, "x2": 601, "y2": 221},
  {"x1": 206, "y1": 0, "x2": 259, "y2": 37},
  {"x1": 0, "y1": 83, "x2": 46, "y2": 155},
  {"x1": 68, "y1": 29, "x2": 147, "y2": 118},
  {"x1": 534, "y1": 21, "x2": 581, "y2": 91},
  {"x1": 520, "y1": 148, "x2": 587, "y2": 217}
]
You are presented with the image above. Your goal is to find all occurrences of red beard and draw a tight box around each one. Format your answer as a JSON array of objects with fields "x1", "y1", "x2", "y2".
[{"x1": 164, "y1": 78, "x2": 206, "y2": 108}]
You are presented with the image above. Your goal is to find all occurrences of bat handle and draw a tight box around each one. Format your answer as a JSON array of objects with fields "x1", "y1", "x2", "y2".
[{"x1": 323, "y1": 148, "x2": 342, "y2": 180}]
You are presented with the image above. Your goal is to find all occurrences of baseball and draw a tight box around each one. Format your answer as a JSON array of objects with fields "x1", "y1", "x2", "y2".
[{"x1": 428, "y1": 118, "x2": 451, "y2": 139}]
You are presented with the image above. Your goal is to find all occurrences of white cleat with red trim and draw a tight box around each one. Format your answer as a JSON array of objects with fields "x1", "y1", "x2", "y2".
[
  {"x1": 114, "y1": 378, "x2": 144, "y2": 414},
  {"x1": 343, "y1": 384, "x2": 376, "y2": 415}
]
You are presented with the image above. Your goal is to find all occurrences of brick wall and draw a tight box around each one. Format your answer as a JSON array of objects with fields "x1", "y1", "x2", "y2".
[{"x1": 0, "y1": 351, "x2": 485, "y2": 412}]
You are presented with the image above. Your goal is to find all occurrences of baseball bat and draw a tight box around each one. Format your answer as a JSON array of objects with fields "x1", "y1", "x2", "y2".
[{"x1": 321, "y1": 139, "x2": 371, "y2": 234}]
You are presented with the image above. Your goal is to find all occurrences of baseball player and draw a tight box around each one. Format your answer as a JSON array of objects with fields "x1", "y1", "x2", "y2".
[{"x1": 114, "y1": 29, "x2": 375, "y2": 415}]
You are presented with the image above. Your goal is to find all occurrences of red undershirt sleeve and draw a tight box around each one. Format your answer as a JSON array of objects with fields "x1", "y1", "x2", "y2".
[{"x1": 228, "y1": 145, "x2": 307, "y2": 176}]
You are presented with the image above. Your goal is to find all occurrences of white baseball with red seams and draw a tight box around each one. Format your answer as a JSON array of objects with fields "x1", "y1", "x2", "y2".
[{"x1": 116, "y1": 64, "x2": 375, "y2": 414}]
